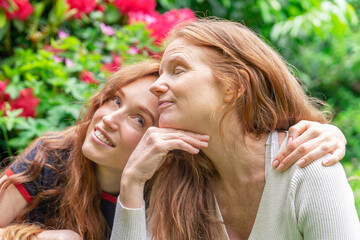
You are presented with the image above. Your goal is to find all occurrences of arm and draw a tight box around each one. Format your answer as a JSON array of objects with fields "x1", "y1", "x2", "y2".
[
  {"x1": 110, "y1": 198, "x2": 147, "y2": 240},
  {"x1": 111, "y1": 127, "x2": 209, "y2": 240},
  {"x1": 293, "y1": 161, "x2": 360, "y2": 239},
  {"x1": 0, "y1": 225, "x2": 82, "y2": 240},
  {"x1": 273, "y1": 121, "x2": 346, "y2": 171},
  {"x1": 0, "y1": 175, "x2": 28, "y2": 227}
]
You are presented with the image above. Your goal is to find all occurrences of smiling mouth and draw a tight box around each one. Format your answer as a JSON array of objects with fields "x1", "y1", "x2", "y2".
[
  {"x1": 158, "y1": 101, "x2": 174, "y2": 112},
  {"x1": 94, "y1": 129, "x2": 115, "y2": 147}
]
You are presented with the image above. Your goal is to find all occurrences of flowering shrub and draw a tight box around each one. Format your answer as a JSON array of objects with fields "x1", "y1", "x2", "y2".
[
  {"x1": 129, "y1": 8, "x2": 196, "y2": 43},
  {"x1": 0, "y1": 0, "x2": 33, "y2": 21},
  {"x1": 66, "y1": 0, "x2": 97, "y2": 19},
  {"x1": 0, "y1": 0, "x2": 196, "y2": 156},
  {"x1": 114, "y1": 0, "x2": 156, "y2": 14}
]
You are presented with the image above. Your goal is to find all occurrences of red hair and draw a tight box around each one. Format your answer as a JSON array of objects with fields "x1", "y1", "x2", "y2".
[
  {"x1": 0, "y1": 61, "x2": 160, "y2": 239},
  {"x1": 148, "y1": 19, "x2": 331, "y2": 240}
]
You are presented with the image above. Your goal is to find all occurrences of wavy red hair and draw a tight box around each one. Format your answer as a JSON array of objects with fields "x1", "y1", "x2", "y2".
[{"x1": 0, "y1": 61, "x2": 160, "y2": 239}]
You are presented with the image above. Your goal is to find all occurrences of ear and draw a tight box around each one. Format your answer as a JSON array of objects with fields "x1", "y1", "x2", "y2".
[{"x1": 224, "y1": 87, "x2": 243, "y2": 103}]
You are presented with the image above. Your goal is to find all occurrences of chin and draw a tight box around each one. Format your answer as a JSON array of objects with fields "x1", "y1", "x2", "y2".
[{"x1": 159, "y1": 115, "x2": 182, "y2": 129}]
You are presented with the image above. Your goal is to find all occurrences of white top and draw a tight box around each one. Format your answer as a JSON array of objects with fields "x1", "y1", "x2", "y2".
[{"x1": 111, "y1": 131, "x2": 360, "y2": 240}]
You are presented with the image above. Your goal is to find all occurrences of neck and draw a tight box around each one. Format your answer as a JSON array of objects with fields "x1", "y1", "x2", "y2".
[
  {"x1": 95, "y1": 165, "x2": 122, "y2": 195},
  {"x1": 203, "y1": 112, "x2": 268, "y2": 188}
]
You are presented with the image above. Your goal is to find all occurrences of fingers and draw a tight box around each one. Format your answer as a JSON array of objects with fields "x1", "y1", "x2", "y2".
[
  {"x1": 146, "y1": 127, "x2": 209, "y2": 153},
  {"x1": 274, "y1": 121, "x2": 347, "y2": 171},
  {"x1": 164, "y1": 139, "x2": 205, "y2": 155},
  {"x1": 322, "y1": 148, "x2": 345, "y2": 166},
  {"x1": 273, "y1": 137, "x2": 338, "y2": 171},
  {"x1": 159, "y1": 132, "x2": 209, "y2": 150},
  {"x1": 288, "y1": 120, "x2": 320, "y2": 140},
  {"x1": 273, "y1": 131, "x2": 318, "y2": 169}
]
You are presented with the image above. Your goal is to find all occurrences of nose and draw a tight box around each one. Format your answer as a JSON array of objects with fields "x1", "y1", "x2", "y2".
[
  {"x1": 150, "y1": 76, "x2": 169, "y2": 97},
  {"x1": 102, "y1": 110, "x2": 123, "y2": 131}
]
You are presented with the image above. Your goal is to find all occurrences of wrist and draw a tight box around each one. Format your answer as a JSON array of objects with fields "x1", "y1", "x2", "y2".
[{"x1": 120, "y1": 173, "x2": 145, "y2": 208}]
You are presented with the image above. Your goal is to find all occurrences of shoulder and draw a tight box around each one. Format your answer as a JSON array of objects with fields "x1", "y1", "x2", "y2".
[{"x1": 290, "y1": 155, "x2": 348, "y2": 188}]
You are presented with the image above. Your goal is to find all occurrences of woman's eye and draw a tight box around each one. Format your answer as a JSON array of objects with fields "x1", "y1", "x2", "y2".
[
  {"x1": 112, "y1": 98, "x2": 121, "y2": 107},
  {"x1": 134, "y1": 116, "x2": 146, "y2": 127},
  {"x1": 174, "y1": 67, "x2": 185, "y2": 75}
]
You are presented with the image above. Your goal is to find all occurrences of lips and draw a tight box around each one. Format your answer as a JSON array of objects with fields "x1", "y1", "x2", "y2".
[
  {"x1": 94, "y1": 128, "x2": 115, "y2": 147},
  {"x1": 158, "y1": 100, "x2": 174, "y2": 112}
]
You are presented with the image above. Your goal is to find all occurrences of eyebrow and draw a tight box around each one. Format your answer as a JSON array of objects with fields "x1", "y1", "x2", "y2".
[
  {"x1": 118, "y1": 89, "x2": 156, "y2": 125},
  {"x1": 159, "y1": 55, "x2": 190, "y2": 75}
]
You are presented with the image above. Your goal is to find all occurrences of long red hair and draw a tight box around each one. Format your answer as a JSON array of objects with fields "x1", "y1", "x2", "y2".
[
  {"x1": 147, "y1": 19, "x2": 331, "y2": 240},
  {"x1": 0, "y1": 61, "x2": 160, "y2": 239}
]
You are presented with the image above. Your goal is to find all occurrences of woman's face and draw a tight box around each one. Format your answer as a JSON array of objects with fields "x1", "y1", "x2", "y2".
[
  {"x1": 150, "y1": 38, "x2": 226, "y2": 134},
  {"x1": 82, "y1": 76, "x2": 159, "y2": 170}
]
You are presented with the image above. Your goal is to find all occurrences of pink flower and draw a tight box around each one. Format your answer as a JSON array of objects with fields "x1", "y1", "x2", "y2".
[
  {"x1": 58, "y1": 30, "x2": 69, "y2": 39},
  {"x1": 10, "y1": 88, "x2": 40, "y2": 118},
  {"x1": 3, "y1": 0, "x2": 33, "y2": 21},
  {"x1": 44, "y1": 44, "x2": 65, "y2": 55},
  {"x1": 101, "y1": 54, "x2": 122, "y2": 73},
  {"x1": 66, "y1": 0, "x2": 97, "y2": 19},
  {"x1": 65, "y1": 58, "x2": 75, "y2": 68},
  {"x1": 127, "y1": 46, "x2": 140, "y2": 55},
  {"x1": 100, "y1": 23, "x2": 114, "y2": 36},
  {"x1": 80, "y1": 71, "x2": 99, "y2": 84},
  {"x1": 114, "y1": 0, "x2": 156, "y2": 14},
  {"x1": 53, "y1": 55, "x2": 64, "y2": 63},
  {"x1": 129, "y1": 8, "x2": 196, "y2": 44}
]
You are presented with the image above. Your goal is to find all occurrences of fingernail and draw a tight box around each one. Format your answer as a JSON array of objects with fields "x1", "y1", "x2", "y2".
[
  {"x1": 277, "y1": 163, "x2": 285, "y2": 171},
  {"x1": 287, "y1": 137, "x2": 293, "y2": 144},
  {"x1": 297, "y1": 159, "x2": 306, "y2": 167},
  {"x1": 272, "y1": 160, "x2": 279, "y2": 168},
  {"x1": 323, "y1": 159, "x2": 330, "y2": 165}
]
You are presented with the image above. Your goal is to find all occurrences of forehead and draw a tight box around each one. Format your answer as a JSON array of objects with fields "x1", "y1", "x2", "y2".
[
  {"x1": 160, "y1": 38, "x2": 209, "y2": 70},
  {"x1": 121, "y1": 76, "x2": 156, "y2": 93}
]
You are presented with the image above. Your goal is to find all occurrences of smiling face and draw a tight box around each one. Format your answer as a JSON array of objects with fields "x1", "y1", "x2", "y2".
[
  {"x1": 82, "y1": 76, "x2": 159, "y2": 170},
  {"x1": 150, "y1": 38, "x2": 226, "y2": 134}
]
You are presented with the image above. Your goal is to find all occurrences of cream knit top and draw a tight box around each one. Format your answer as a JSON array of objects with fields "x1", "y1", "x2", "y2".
[{"x1": 111, "y1": 131, "x2": 360, "y2": 240}]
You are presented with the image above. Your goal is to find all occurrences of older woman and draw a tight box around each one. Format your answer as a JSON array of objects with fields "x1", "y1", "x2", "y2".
[{"x1": 112, "y1": 19, "x2": 359, "y2": 239}]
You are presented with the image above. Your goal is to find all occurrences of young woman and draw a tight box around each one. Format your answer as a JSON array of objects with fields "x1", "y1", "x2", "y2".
[
  {"x1": 0, "y1": 61, "x2": 162, "y2": 240},
  {"x1": 113, "y1": 19, "x2": 359, "y2": 239}
]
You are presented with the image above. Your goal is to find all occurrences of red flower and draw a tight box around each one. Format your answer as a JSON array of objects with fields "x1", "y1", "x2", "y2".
[
  {"x1": 66, "y1": 0, "x2": 97, "y2": 19},
  {"x1": 10, "y1": 88, "x2": 40, "y2": 118},
  {"x1": 114, "y1": 0, "x2": 155, "y2": 15},
  {"x1": 2, "y1": 0, "x2": 33, "y2": 21},
  {"x1": 96, "y1": 3, "x2": 106, "y2": 13},
  {"x1": 101, "y1": 54, "x2": 122, "y2": 73},
  {"x1": 129, "y1": 8, "x2": 196, "y2": 44},
  {"x1": 80, "y1": 71, "x2": 99, "y2": 84},
  {"x1": 0, "y1": 80, "x2": 10, "y2": 111}
]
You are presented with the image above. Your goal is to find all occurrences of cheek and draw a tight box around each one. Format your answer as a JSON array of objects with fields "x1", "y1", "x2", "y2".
[{"x1": 121, "y1": 128, "x2": 144, "y2": 155}]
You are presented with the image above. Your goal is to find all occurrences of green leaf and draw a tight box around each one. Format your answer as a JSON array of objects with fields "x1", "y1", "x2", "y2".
[
  {"x1": 0, "y1": 9, "x2": 6, "y2": 28},
  {"x1": 0, "y1": 21, "x2": 8, "y2": 42},
  {"x1": 12, "y1": 19, "x2": 25, "y2": 32}
]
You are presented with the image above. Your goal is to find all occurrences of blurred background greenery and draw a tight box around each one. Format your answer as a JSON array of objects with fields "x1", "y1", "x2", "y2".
[{"x1": 0, "y1": 0, "x2": 359, "y2": 215}]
